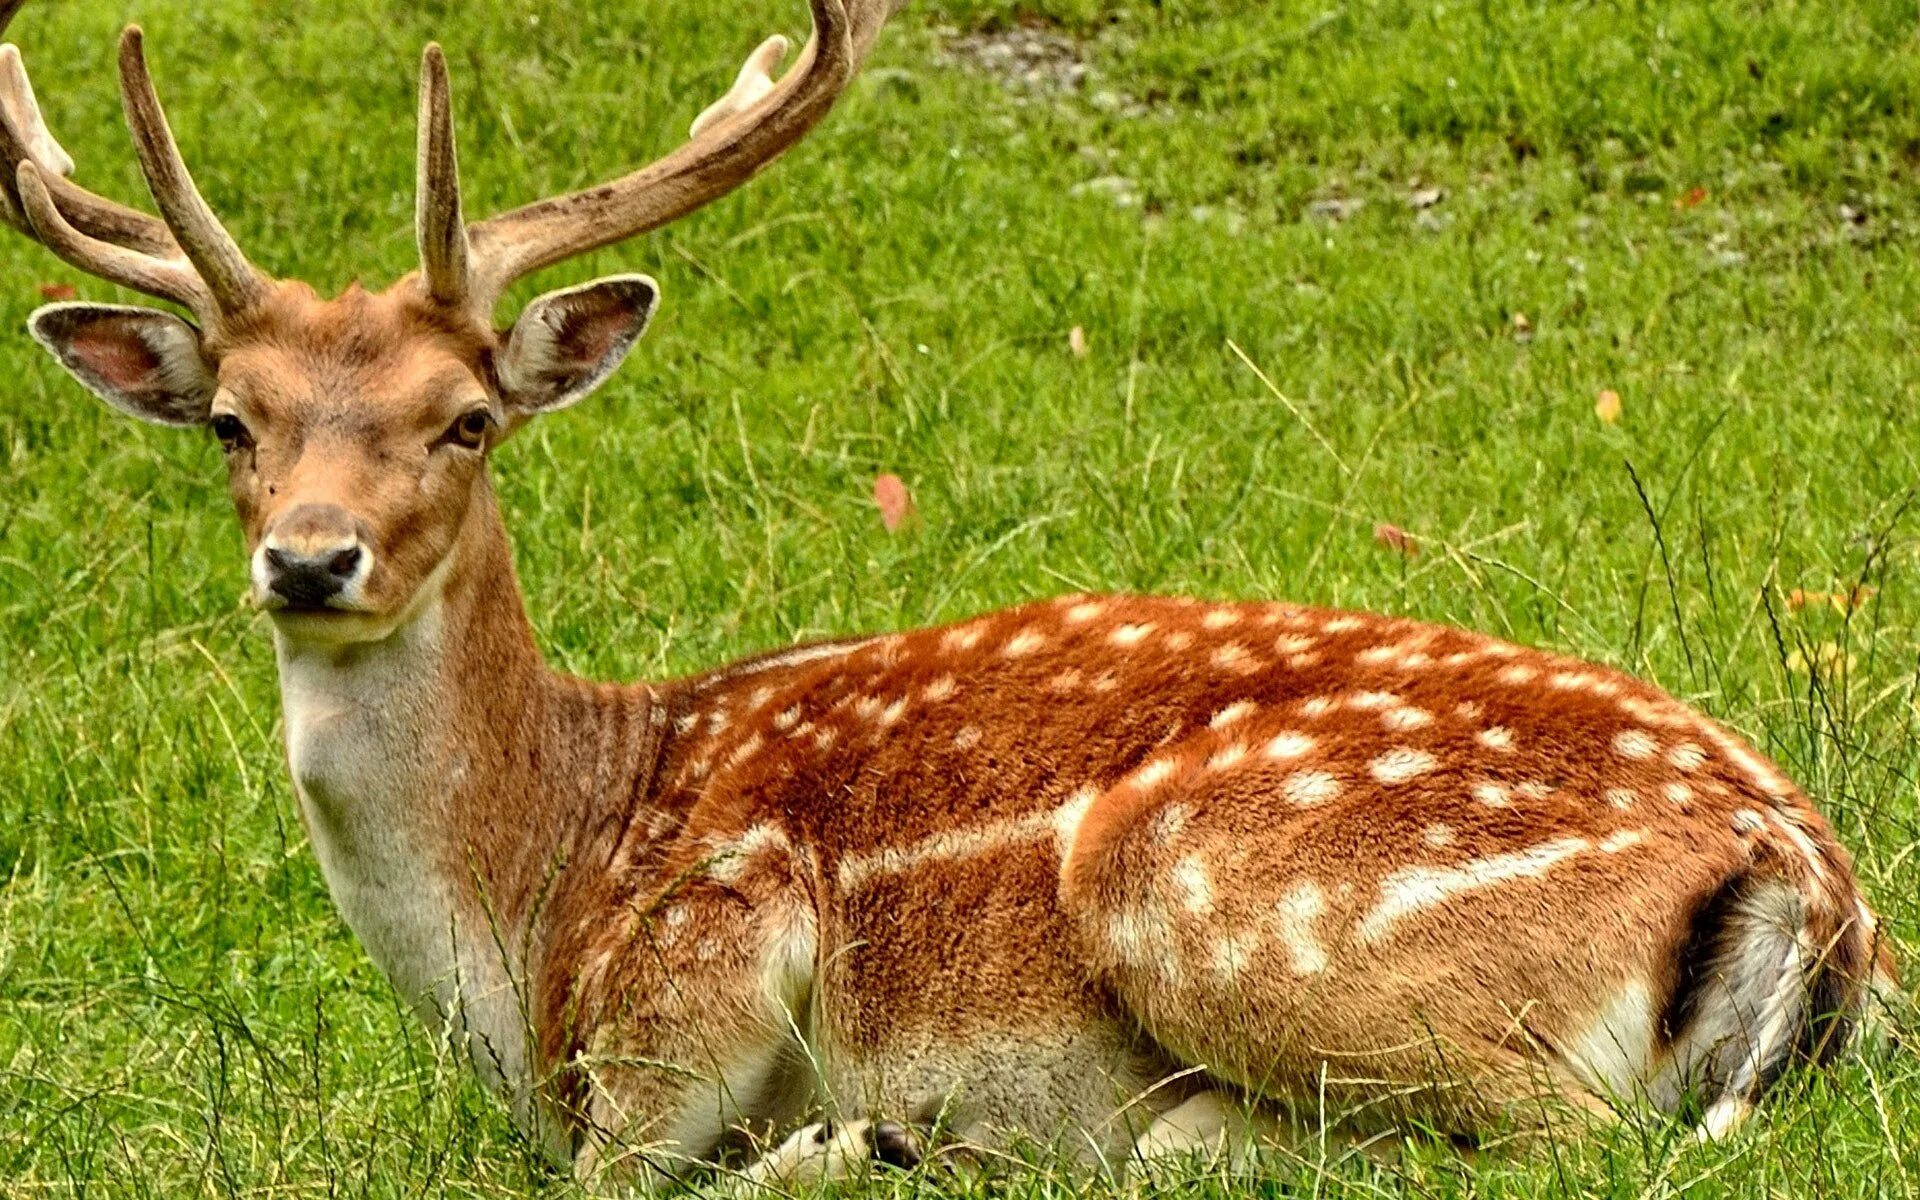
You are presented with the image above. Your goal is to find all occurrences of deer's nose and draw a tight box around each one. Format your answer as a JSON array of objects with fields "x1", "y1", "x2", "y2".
[{"x1": 259, "y1": 505, "x2": 369, "y2": 607}]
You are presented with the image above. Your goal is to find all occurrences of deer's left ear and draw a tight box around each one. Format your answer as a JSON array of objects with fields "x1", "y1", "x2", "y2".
[{"x1": 496, "y1": 274, "x2": 658, "y2": 424}]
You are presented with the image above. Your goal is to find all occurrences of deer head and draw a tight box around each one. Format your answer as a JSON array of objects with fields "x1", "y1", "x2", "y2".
[{"x1": 1, "y1": 0, "x2": 890, "y2": 645}]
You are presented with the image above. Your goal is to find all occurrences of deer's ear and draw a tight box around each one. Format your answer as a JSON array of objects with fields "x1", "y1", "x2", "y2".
[
  {"x1": 496, "y1": 274, "x2": 658, "y2": 424},
  {"x1": 28, "y1": 303, "x2": 217, "y2": 427}
]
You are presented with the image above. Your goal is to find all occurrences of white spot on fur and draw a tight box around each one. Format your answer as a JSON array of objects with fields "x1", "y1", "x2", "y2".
[
  {"x1": 1360, "y1": 836, "x2": 1592, "y2": 943},
  {"x1": 1090, "y1": 672, "x2": 1119, "y2": 693},
  {"x1": 1165, "y1": 629, "x2": 1194, "y2": 651},
  {"x1": 1498, "y1": 664, "x2": 1538, "y2": 685},
  {"x1": 1731, "y1": 809, "x2": 1764, "y2": 834},
  {"x1": 1477, "y1": 725, "x2": 1515, "y2": 750},
  {"x1": 1110, "y1": 623, "x2": 1155, "y2": 648},
  {"x1": 1264, "y1": 731, "x2": 1316, "y2": 759},
  {"x1": 1349, "y1": 690, "x2": 1400, "y2": 711},
  {"x1": 1207, "y1": 743, "x2": 1248, "y2": 771},
  {"x1": 1212, "y1": 643, "x2": 1254, "y2": 671},
  {"x1": 942, "y1": 626, "x2": 984, "y2": 652},
  {"x1": 853, "y1": 695, "x2": 883, "y2": 722},
  {"x1": 1664, "y1": 782, "x2": 1693, "y2": 807},
  {"x1": 1210, "y1": 700, "x2": 1257, "y2": 728},
  {"x1": 922, "y1": 674, "x2": 957, "y2": 703},
  {"x1": 1300, "y1": 696, "x2": 1336, "y2": 718},
  {"x1": 1370, "y1": 747, "x2": 1436, "y2": 783},
  {"x1": 1668, "y1": 742, "x2": 1708, "y2": 771},
  {"x1": 1133, "y1": 758, "x2": 1178, "y2": 792},
  {"x1": 772, "y1": 704, "x2": 802, "y2": 731},
  {"x1": 1274, "y1": 881, "x2": 1329, "y2": 975},
  {"x1": 1274, "y1": 633, "x2": 1317, "y2": 655},
  {"x1": 1202, "y1": 609, "x2": 1241, "y2": 630},
  {"x1": 1383, "y1": 705, "x2": 1433, "y2": 731},
  {"x1": 1356, "y1": 644, "x2": 1400, "y2": 666},
  {"x1": 1600, "y1": 829, "x2": 1645, "y2": 853},
  {"x1": 1473, "y1": 782, "x2": 1511, "y2": 808},
  {"x1": 1423, "y1": 823, "x2": 1456, "y2": 848},
  {"x1": 724, "y1": 732, "x2": 764, "y2": 770},
  {"x1": 953, "y1": 725, "x2": 982, "y2": 750},
  {"x1": 1172, "y1": 856, "x2": 1214, "y2": 913},
  {"x1": 1613, "y1": 729, "x2": 1658, "y2": 760},
  {"x1": 1455, "y1": 700, "x2": 1484, "y2": 721},
  {"x1": 1048, "y1": 668, "x2": 1083, "y2": 693},
  {"x1": 1151, "y1": 803, "x2": 1191, "y2": 843},
  {"x1": 1065, "y1": 600, "x2": 1106, "y2": 623},
  {"x1": 1324, "y1": 615, "x2": 1365, "y2": 633},
  {"x1": 1004, "y1": 628, "x2": 1046, "y2": 657},
  {"x1": 1606, "y1": 788, "x2": 1638, "y2": 811},
  {"x1": 812, "y1": 726, "x2": 839, "y2": 751},
  {"x1": 879, "y1": 697, "x2": 909, "y2": 725},
  {"x1": 1211, "y1": 933, "x2": 1255, "y2": 981},
  {"x1": 1282, "y1": 770, "x2": 1340, "y2": 807}
]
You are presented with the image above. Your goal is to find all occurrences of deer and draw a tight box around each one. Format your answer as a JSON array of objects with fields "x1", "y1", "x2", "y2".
[{"x1": 0, "y1": 0, "x2": 1903, "y2": 1185}]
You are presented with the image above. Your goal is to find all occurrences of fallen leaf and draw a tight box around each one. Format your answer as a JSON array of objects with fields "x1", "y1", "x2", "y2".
[
  {"x1": 37, "y1": 282, "x2": 75, "y2": 301},
  {"x1": 1510, "y1": 311, "x2": 1534, "y2": 342},
  {"x1": 1789, "y1": 583, "x2": 1881, "y2": 614},
  {"x1": 1785, "y1": 643, "x2": 1854, "y2": 675},
  {"x1": 1409, "y1": 185, "x2": 1446, "y2": 210},
  {"x1": 1373, "y1": 522, "x2": 1418, "y2": 556},
  {"x1": 1594, "y1": 388, "x2": 1622, "y2": 424},
  {"x1": 1675, "y1": 186, "x2": 1709, "y2": 210},
  {"x1": 1840, "y1": 584, "x2": 1877, "y2": 613},
  {"x1": 1789, "y1": 585, "x2": 1876, "y2": 615},
  {"x1": 1068, "y1": 325, "x2": 1088, "y2": 359},
  {"x1": 872, "y1": 473, "x2": 915, "y2": 532}
]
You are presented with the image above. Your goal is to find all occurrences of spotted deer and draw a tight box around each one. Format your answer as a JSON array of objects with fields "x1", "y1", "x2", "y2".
[{"x1": 0, "y1": 0, "x2": 1902, "y2": 1183}]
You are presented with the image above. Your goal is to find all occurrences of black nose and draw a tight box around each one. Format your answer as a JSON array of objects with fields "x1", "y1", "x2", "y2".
[{"x1": 265, "y1": 545, "x2": 362, "y2": 606}]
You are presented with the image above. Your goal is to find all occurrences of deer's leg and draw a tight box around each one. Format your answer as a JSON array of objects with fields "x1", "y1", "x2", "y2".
[
  {"x1": 1130, "y1": 1089, "x2": 1276, "y2": 1165},
  {"x1": 565, "y1": 831, "x2": 822, "y2": 1185}
]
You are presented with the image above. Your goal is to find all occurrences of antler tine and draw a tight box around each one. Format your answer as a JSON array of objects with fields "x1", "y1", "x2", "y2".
[
  {"x1": 0, "y1": 44, "x2": 72, "y2": 177},
  {"x1": 688, "y1": 35, "x2": 789, "y2": 140},
  {"x1": 460, "y1": 0, "x2": 891, "y2": 316},
  {"x1": 116, "y1": 26, "x2": 268, "y2": 317},
  {"x1": 0, "y1": 32, "x2": 177, "y2": 253},
  {"x1": 16, "y1": 161, "x2": 213, "y2": 313},
  {"x1": 415, "y1": 43, "x2": 470, "y2": 308}
]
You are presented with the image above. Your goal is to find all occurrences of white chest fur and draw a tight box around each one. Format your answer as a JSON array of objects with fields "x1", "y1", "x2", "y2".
[{"x1": 274, "y1": 610, "x2": 531, "y2": 1096}]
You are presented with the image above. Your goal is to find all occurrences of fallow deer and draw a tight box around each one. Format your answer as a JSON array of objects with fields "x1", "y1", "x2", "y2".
[{"x1": 0, "y1": 0, "x2": 1902, "y2": 1184}]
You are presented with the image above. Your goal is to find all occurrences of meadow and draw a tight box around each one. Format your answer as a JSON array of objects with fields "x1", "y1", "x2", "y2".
[{"x1": 2, "y1": 0, "x2": 1918, "y2": 1194}]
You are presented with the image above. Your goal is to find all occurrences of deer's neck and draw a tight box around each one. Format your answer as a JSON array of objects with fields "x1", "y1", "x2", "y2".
[{"x1": 273, "y1": 484, "x2": 664, "y2": 1102}]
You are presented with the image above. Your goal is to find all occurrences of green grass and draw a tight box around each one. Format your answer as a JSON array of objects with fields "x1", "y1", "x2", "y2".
[{"x1": 3, "y1": 0, "x2": 1919, "y2": 1194}]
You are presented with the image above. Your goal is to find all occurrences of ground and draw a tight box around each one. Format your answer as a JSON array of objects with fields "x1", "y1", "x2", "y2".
[{"x1": 1, "y1": 0, "x2": 1917, "y2": 1195}]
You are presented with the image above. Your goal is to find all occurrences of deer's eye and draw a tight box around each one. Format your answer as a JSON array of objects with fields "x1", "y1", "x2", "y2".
[
  {"x1": 442, "y1": 408, "x2": 493, "y2": 450},
  {"x1": 210, "y1": 413, "x2": 251, "y2": 450}
]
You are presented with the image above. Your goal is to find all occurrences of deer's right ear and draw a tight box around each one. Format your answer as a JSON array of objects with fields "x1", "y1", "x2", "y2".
[{"x1": 28, "y1": 303, "x2": 218, "y2": 427}]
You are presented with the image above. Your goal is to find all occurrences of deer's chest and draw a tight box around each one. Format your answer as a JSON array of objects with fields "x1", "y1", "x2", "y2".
[{"x1": 277, "y1": 641, "x2": 529, "y2": 1092}]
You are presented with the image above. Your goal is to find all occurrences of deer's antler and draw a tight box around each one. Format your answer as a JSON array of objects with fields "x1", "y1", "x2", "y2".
[
  {"x1": 1, "y1": 7, "x2": 264, "y2": 325},
  {"x1": 417, "y1": 0, "x2": 894, "y2": 318}
]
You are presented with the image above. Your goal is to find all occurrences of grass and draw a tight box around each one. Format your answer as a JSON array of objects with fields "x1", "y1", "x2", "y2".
[{"x1": 2, "y1": 0, "x2": 1918, "y2": 1194}]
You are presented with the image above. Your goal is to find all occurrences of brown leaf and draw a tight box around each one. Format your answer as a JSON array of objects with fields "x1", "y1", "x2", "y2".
[
  {"x1": 37, "y1": 282, "x2": 76, "y2": 301},
  {"x1": 1068, "y1": 325, "x2": 1089, "y2": 359},
  {"x1": 1675, "y1": 186, "x2": 1709, "y2": 210},
  {"x1": 1594, "y1": 388, "x2": 1622, "y2": 424},
  {"x1": 1510, "y1": 311, "x2": 1534, "y2": 342},
  {"x1": 872, "y1": 473, "x2": 915, "y2": 532},
  {"x1": 1373, "y1": 522, "x2": 1418, "y2": 556}
]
